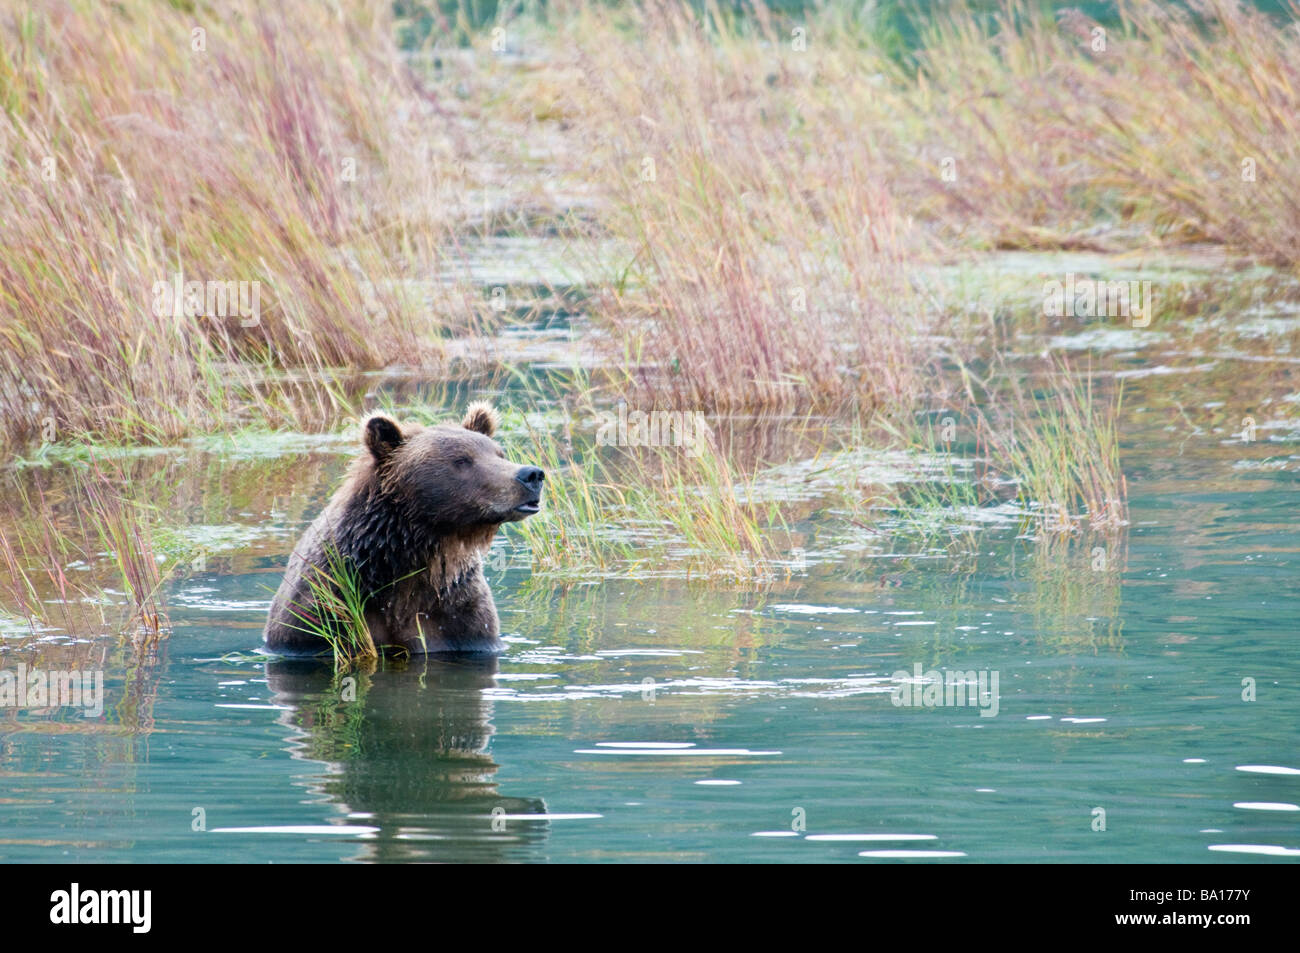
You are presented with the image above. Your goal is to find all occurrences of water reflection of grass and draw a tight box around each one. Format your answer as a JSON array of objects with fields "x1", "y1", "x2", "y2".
[
  {"x1": 0, "y1": 443, "x2": 351, "y2": 643},
  {"x1": 1021, "y1": 538, "x2": 1127, "y2": 655},
  {"x1": 296, "y1": 666, "x2": 375, "y2": 764},
  {"x1": 0, "y1": 637, "x2": 163, "y2": 737},
  {"x1": 0, "y1": 458, "x2": 171, "y2": 644},
  {"x1": 507, "y1": 575, "x2": 798, "y2": 656}
]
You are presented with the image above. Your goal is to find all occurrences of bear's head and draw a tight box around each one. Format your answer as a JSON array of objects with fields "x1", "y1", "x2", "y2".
[{"x1": 360, "y1": 402, "x2": 544, "y2": 528}]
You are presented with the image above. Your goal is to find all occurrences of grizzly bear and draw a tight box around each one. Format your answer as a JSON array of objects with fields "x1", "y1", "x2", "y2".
[{"x1": 262, "y1": 402, "x2": 543, "y2": 656}]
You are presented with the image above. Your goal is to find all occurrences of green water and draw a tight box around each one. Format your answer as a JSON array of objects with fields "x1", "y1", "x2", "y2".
[{"x1": 1, "y1": 251, "x2": 1298, "y2": 863}]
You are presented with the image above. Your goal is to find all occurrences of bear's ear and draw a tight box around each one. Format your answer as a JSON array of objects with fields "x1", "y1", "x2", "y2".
[
  {"x1": 461, "y1": 401, "x2": 499, "y2": 437},
  {"x1": 363, "y1": 414, "x2": 404, "y2": 462}
]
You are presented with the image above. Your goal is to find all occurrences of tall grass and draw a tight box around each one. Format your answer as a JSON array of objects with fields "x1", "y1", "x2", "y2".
[
  {"x1": 868, "y1": 355, "x2": 1127, "y2": 545},
  {"x1": 1077, "y1": 0, "x2": 1300, "y2": 265},
  {"x1": 0, "y1": 0, "x2": 466, "y2": 452},
  {"x1": 77, "y1": 462, "x2": 170, "y2": 644},
  {"x1": 874, "y1": 0, "x2": 1300, "y2": 261},
  {"x1": 0, "y1": 478, "x2": 96, "y2": 635},
  {"x1": 10, "y1": 0, "x2": 1282, "y2": 607},
  {"x1": 504, "y1": 413, "x2": 638, "y2": 575},
  {"x1": 547, "y1": 0, "x2": 929, "y2": 414},
  {"x1": 285, "y1": 543, "x2": 380, "y2": 668},
  {"x1": 5, "y1": 0, "x2": 1296, "y2": 455},
  {"x1": 501, "y1": 404, "x2": 792, "y2": 582},
  {"x1": 890, "y1": 0, "x2": 1114, "y2": 249},
  {"x1": 961, "y1": 358, "x2": 1128, "y2": 535}
]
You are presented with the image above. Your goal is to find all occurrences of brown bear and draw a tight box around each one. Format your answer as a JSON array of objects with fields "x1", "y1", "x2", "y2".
[{"x1": 262, "y1": 402, "x2": 543, "y2": 656}]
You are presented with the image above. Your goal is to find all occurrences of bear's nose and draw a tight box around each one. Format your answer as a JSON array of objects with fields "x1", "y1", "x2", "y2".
[{"x1": 515, "y1": 466, "x2": 545, "y2": 490}]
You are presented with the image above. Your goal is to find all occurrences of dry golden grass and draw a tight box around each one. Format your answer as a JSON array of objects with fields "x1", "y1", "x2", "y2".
[
  {"x1": 0, "y1": 0, "x2": 484, "y2": 449},
  {"x1": 541, "y1": 0, "x2": 930, "y2": 414}
]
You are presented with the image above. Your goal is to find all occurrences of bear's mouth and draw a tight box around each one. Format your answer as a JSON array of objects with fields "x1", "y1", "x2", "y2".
[{"x1": 514, "y1": 499, "x2": 541, "y2": 516}]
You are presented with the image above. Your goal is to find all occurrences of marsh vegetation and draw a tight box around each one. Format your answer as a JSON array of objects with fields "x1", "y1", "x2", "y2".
[{"x1": 0, "y1": 0, "x2": 1295, "y2": 665}]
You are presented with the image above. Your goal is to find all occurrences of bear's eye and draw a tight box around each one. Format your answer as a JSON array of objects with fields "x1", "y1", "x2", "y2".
[{"x1": 454, "y1": 455, "x2": 473, "y2": 469}]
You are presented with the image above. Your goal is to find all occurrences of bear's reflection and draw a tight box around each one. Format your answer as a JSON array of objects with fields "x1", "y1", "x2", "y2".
[{"x1": 266, "y1": 656, "x2": 548, "y2": 862}]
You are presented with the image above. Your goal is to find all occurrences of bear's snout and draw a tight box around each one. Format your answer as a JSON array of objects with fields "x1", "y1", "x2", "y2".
[
  {"x1": 515, "y1": 466, "x2": 545, "y2": 491},
  {"x1": 512, "y1": 465, "x2": 544, "y2": 517}
]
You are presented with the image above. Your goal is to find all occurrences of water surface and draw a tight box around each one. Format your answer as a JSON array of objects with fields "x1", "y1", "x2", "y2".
[{"x1": 1, "y1": 253, "x2": 1297, "y2": 863}]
